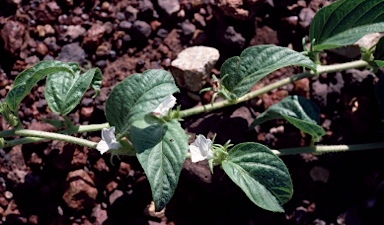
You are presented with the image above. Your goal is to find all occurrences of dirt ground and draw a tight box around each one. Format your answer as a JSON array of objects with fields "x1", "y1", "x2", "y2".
[{"x1": 1, "y1": 0, "x2": 384, "y2": 224}]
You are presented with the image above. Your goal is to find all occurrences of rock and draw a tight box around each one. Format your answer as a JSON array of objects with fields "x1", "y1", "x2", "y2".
[
  {"x1": 193, "y1": 13, "x2": 206, "y2": 28},
  {"x1": 35, "y1": 42, "x2": 49, "y2": 57},
  {"x1": 138, "y1": 0, "x2": 154, "y2": 19},
  {"x1": 183, "y1": 159, "x2": 212, "y2": 186},
  {"x1": 43, "y1": 37, "x2": 60, "y2": 52},
  {"x1": 131, "y1": 20, "x2": 152, "y2": 41},
  {"x1": 216, "y1": 0, "x2": 250, "y2": 20},
  {"x1": 125, "y1": 5, "x2": 139, "y2": 22},
  {"x1": 118, "y1": 162, "x2": 131, "y2": 177},
  {"x1": 95, "y1": 42, "x2": 111, "y2": 58},
  {"x1": 83, "y1": 24, "x2": 106, "y2": 51},
  {"x1": 157, "y1": 0, "x2": 180, "y2": 16},
  {"x1": 1, "y1": 20, "x2": 26, "y2": 56},
  {"x1": 171, "y1": 46, "x2": 219, "y2": 92},
  {"x1": 217, "y1": 25, "x2": 245, "y2": 49},
  {"x1": 91, "y1": 204, "x2": 107, "y2": 225},
  {"x1": 62, "y1": 25, "x2": 86, "y2": 41},
  {"x1": 250, "y1": 26, "x2": 278, "y2": 46},
  {"x1": 57, "y1": 42, "x2": 86, "y2": 65},
  {"x1": 62, "y1": 169, "x2": 98, "y2": 211},
  {"x1": 71, "y1": 147, "x2": 88, "y2": 167},
  {"x1": 116, "y1": 12, "x2": 126, "y2": 21},
  {"x1": 299, "y1": 7, "x2": 315, "y2": 29},
  {"x1": 119, "y1": 21, "x2": 132, "y2": 30},
  {"x1": 157, "y1": 28, "x2": 168, "y2": 38},
  {"x1": 181, "y1": 20, "x2": 196, "y2": 36},
  {"x1": 109, "y1": 189, "x2": 123, "y2": 205}
]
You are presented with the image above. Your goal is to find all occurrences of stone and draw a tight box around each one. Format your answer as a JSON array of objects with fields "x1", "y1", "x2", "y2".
[
  {"x1": 299, "y1": 7, "x2": 315, "y2": 29},
  {"x1": 132, "y1": 20, "x2": 152, "y2": 40},
  {"x1": 62, "y1": 169, "x2": 98, "y2": 211},
  {"x1": 57, "y1": 42, "x2": 86, "y2": 65},
  {"x1": 216, "y1": 0, "x2": 249, "y2": 20},
  {"x1": 35, "y1": 42, "x2": 49, "y2": 57},
  {"x1": 119, "y1": 21, "x2": 132, "y2": 30},
  {"x1": 217, "y1": 25, "x2": 245, "y2": 49},
  {"x1": 171, "y1": 46, "x2": 219, "y2": 92},
  {"x1": 108, "y1": 189, "x2": 123, "y2": 205},
  {"x1": 1, "y1": 20, "x2": 26, "y2": 56},
  {"x1": 181, "y1": 20, "x2": 196, "y2": 36},
  {"x1": 63, "y1": 25, "x2": 86, "y2": 41},
  {"x1": 83, "y1": 23, "x2": 106, "y2": 51},
  {"x1": 158, "y1": 0, "x2": 180, "y2": 16}
]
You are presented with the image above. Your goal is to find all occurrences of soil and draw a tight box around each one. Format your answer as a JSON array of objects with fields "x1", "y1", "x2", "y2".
[{"x1": 0, "y1": 0, "x2": 384, "y2": 225}]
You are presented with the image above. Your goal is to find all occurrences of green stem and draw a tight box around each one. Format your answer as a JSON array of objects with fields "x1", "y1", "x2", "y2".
[
  {"x1": 272, "y1": 141, "x2": 384, "y2": 156},
  {"x1": 179, "y1": 60, "x2": 369, "y2": 118},
  {"x1": 12, "y1": 129, "x2": 97, "y2": 148},
  {"x1": 0, "y1": 123, "x2": 109, "y2": 148}
]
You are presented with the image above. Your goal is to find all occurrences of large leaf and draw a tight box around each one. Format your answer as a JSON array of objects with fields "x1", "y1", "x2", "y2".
[
  {"x1": 309, "y1": 0, "x2": 384, "y2": 51},
  {"x1": 374, "y1": 36, "x2": 384, "y2": 60},
  {"x1": 105, "y1": 69, "x2": 179, "y2": 135},
  {"x1": 221, "y1": 45, "x2": 316, "y2": 98},
  {"x1": 129, "y1": 115, "x2": 189, "y2": 211},
  {"x1": 45, "y1": 68, "x2": 102, "y2": 116},
  {"x1": 222, "y1": 142, "x2": 293, "y2": 212},
  {"x1": 6, "y1": 61, "x2": 76, "y2": 112},
  {"x1": 250, "y1": 95, "x2": 325, "y2": 141}
]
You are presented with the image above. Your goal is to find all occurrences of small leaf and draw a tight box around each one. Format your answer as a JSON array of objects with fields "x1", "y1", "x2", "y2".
[
  {"x1": 105, "y1": 69, "x2": 179, "y2": 135},
  {"x1": 310, "y1": 0, "x2": 384, "y2": 51},
  {"x1": 45, "y1": 68, "x2": 102, "y2": 116},
  {"x1": 374, "y1": 36, "x2": 384, "y2": 60},
  {"x1": 129, "y1": 115, "x2": 189, "y2": 211},
  {"x1": 6, "y1": 61, "x2": 75, "y2": 112},
  {"x1": 221, "y1": 45, "x2": 316, "y2": 98},
  {"x1": 250, "y1": 95, "x2": 325, "y2": 141},
  {"x1": 222, "y1": 142, "x2": 293, "y2": 212},
  {"x1": 373, "y1": 60, "x2": 384, "y2": 67}
]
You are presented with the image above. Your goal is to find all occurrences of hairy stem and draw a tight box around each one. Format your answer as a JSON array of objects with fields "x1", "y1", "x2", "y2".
[
  {"x1": 272, "y1": 142, "x2": 384, "y2": 156},
  {"x1": 0, "y1": 123, "x2": 109, "y2": 148},
  {"x1": 179, "y1": 60, "x2": 368, "y2": 118},
  {"x1": 12, "y1": 129, "x2": 97, "y2": 148}
]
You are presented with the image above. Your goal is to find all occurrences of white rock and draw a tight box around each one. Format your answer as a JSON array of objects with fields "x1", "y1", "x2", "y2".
[{"x1": 171, "y1": 46, "x2": 220, "y2": 92}]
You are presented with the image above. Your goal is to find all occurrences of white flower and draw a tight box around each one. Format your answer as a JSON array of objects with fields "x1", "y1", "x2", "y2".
[
  {"x1": 189, "y1": 135, "x2": 214, "y2": 163},
  {"x1": 153, "y1": 95, "x2": 176, "y2": 116},
  {"x1": 96, "y1": 127, "x2": 122, "y2": 154}
]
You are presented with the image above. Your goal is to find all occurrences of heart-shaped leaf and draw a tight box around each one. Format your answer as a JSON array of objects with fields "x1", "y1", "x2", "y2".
[
  {"x1": 250, "y1": 95, "x2": 325, "y2": 141},
  {"x1": 310, "y1": 0, "x2": 384, "y2": 51},
  {"x1": 222, "y1": 142, "x2": 293, "y2": 212},
  {"x1": 221, "y1": 45, "x2": 316, "y2": 98},
  {"x1": 105, "y1": 69, "x2": 179, "y2": 136},
  {"x1": 6, "y1": 61, "x2": 76, "y2": 112},
  {"x1": 45, "y1": 68, "x2": 102, "y2": 116},
  {"x1": 129, "y1": 115, "x2": 189, "y2": 211}
]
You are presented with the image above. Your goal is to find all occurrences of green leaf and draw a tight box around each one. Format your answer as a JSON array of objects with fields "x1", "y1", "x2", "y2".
[
  {"x1": 6, "y1": 61, "x2": 76, "y2": 112},
  {"x1": 129, "y1": 115, "x2": 189, "y2": 211},
  {"x1": 220, "y1": 45, "x2": 316, "y2": 98},
  {"x1": 374, "y1": 36, "x2": 384, "y2": 60},
  {"x1": 222, "y1": 142, "x2": 293, "y2": 212},
  {"x1": 250, "y1": 95, "x2": 325, "y2": 141},
  {"x1": 373, "y1": 60, "x2": 384, "y2": 67},
  {"x1": 309, "y1": 0, "x2": 384, "y2": 51},
  {"x1": 105, "y1": 69, "x2": 179, "y2": 135},
  {"x1": 45, "y1": 68, "x2": 102, "y2": 116}
]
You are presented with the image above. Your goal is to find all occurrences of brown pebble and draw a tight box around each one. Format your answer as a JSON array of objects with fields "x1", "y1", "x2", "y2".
[
  {"x1": 36, "y1": 42, "x2": 49, "y2": 56},
  {"x1": 118, "y1": 162, "x2": 131, "y2": 177},
  {"x1": 81, "y1": 106, "x2": 94, "y2": 119}
]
